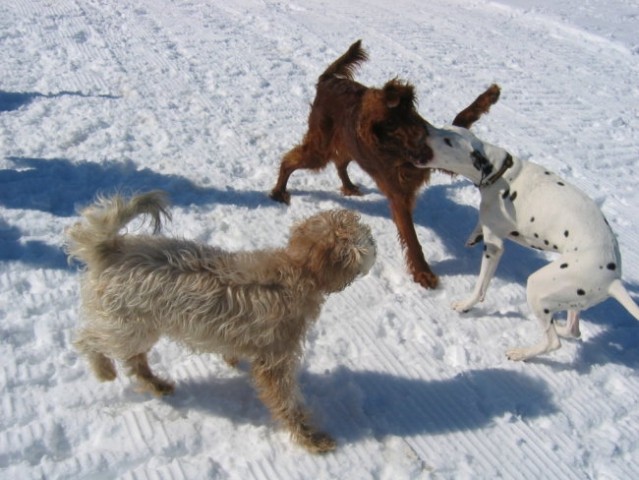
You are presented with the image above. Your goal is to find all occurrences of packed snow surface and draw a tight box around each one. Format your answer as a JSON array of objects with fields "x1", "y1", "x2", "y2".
[{"x1": 1, "y1": 0, "x2": 639, "y2": 478}]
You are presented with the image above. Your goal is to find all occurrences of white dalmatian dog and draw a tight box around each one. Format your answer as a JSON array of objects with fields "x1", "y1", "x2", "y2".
[{"x1": 418, "y1": 125, "x2": 639, "y2": 361}]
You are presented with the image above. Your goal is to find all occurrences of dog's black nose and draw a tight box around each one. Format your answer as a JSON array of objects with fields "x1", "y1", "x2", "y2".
[{"x1": 471, "y1": 150, "x2": 493, "y2": 176}]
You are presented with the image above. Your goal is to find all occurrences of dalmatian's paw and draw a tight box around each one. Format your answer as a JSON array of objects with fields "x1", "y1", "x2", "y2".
[{"x1": 452, "y1": 298, "x2": 478, "y2": 313}]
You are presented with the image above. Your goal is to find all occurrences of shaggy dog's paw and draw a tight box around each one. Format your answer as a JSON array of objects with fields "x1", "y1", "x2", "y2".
[
  {"x1": 138, "y1": 378, "x2": 176, "y2": 397},
  {"x1": 301, "y1": 431, "x2": 337, "y2": 454}
]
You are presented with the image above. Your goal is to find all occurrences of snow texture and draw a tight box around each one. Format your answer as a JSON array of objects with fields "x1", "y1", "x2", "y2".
[{"x1": 1, "y1": 0, "x2": 639, "y2": 478}]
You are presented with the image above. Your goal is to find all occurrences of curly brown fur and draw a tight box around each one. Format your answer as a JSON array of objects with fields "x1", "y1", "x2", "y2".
[
  {"x1": 65, "y1": 191, "x2": 376, "y2": 453},
  {"x1": 270, "y1": 40, "x2": 499, "y2": 289}
]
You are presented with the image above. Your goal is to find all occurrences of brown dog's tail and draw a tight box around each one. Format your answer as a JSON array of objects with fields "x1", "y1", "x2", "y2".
[
  {"x1": 319, "y1": 40, "x2": 368, "y2": 82},
  {"x1": 65, "y1": 191, "x2": 171, "y2": 272},
  {"x1": 452, "y1": 84, "x2": 501, "y2": 129}
]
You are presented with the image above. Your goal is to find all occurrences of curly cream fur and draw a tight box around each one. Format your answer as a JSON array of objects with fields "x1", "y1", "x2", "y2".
[{"x1": 65, "y1": 191, "x2": 376, "y2": 453}]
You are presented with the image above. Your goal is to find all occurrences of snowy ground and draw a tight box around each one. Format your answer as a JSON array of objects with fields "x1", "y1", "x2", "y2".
[{"x1": 1, "y1": 0, "x2": 639, "y2": 478}]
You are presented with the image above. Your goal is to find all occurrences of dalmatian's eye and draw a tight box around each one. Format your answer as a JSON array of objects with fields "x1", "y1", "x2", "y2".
[{"x1": 444, "y1": 138, "x2": 452, "y2": 147}]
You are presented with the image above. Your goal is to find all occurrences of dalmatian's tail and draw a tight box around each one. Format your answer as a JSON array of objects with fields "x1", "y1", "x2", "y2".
[{"x1": 608, "y1": 279, "x2": 639, "y2": 321}]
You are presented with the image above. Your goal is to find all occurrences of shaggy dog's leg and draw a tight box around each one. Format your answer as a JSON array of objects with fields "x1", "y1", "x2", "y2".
[
  {"x1": 85, "y1": 350, "x2": 117, "y2": 382},
  {"x1": 251, "y1": 359, "x2": 335, "y2": 453},
  {"x1": 74, "y1": 331, "x2": 117, "y2": 381},
  {"x1": 125, "y1": 353, "x2": 175, "y2": 396}
]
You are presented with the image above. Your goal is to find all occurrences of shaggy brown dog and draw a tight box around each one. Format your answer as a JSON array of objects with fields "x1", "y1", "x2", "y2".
[
  {"x1": 270, "y1": 40, "x2": 499, "y2": 289},
  {"x1": 65, "y1": 191, "x2": 376, "y2": 453}
]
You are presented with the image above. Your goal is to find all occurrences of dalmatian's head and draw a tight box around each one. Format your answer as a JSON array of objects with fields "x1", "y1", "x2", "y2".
[{"x1": 416, "y1": 126, "x2": 511, "y2": 186}]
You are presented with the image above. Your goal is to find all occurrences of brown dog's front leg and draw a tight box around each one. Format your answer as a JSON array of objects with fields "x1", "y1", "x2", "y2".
[{"x1": 389, "y1": 196, "x2": 438, "y2": 289}]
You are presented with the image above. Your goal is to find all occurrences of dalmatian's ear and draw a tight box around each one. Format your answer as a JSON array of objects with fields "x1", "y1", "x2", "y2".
[{"x1": 483, "y1": 142, "x2": 510, "y2": 164}]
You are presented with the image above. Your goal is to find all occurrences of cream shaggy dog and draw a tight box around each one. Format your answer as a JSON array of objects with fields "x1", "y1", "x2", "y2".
[{"x1": 65, "y1": 191, "x2": 376, "y2": 453}]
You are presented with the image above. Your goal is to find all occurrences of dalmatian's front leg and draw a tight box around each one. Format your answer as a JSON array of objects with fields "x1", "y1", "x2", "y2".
[
  {"x1": 453, "y1": 228, "x2": 504, "y2": 312},
  {"x1": 464, "y1": 220, "x2": 484, "y2": 247}
]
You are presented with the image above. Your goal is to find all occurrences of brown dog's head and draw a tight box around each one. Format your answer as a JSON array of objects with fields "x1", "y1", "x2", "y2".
[
  {"x1": 357, "y1": 79, "x2": 433, "y2": 166},
  {"x1": 287, "y1": 209, "x2": 376, "y2": 293}
]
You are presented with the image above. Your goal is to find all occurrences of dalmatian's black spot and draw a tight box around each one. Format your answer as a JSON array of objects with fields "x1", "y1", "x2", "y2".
[
  {"x1": 544, "y1": 309, "x2": 550, "y2": 315},
  {"x1": 560, "y1": 263, "x2": 568, "y2": 269},
  {"x1": 534, "y1": 233, "x2": 539, "y2": 238},
  {"x1": 530, "y1": 217, "x2": 535, "y2": 222},
  {"x1": 553, "y1": 245, "x2": 558, "y2": 250},
  {"x1": 544, "y1": 240, "x2": 549, "y2": 246},
  {"x1": 511, "y1": 231, "x2": 520, "y2": 237},
  {"x1": 444, "y1": 138, "x2": 452, "y2": 147},
  {"x1": 557, "y1": 182, "x2": 565, "y2": 186},
  {"x1": 470, "y1": 234, "x2": 484, "y2": 245},
  {"x1": 485, "y1": 254, "x2": 491, "y2": 259},
  {"x1": 545, "y1": 171, "x2": 551, "y2": 175},
  {"x1": 607, "y1": 263, "x2": 617, "y2": 271},
  {"x1": 509, "y1": 191, "x2": 518, "y2": 201},
  {"x1": 564, "y1": 230, "x2": 569, "y2": 237},
  {"x1": 502, "y1": 189, "x2": 510, "y2": 199},
  {"x1": 577, "y1": 289, "x2": 586, "y2": 296}
]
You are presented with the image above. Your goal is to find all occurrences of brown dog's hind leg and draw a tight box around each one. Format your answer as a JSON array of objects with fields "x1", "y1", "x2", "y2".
[
  {"x1": 336, "y1": 160, "x2": 362, "y2": 196},
  {"x1": 452, "y1": 84, "x2": 501, "y2": 129},
  {"x1": 270, "y1": 143, "x2": 330, "y2": 204},
  {"x1": 125, "y1": 352, "x2": 175, "y2": 396},
  {"x1": 251, "y1": 358, "x2": 335, "y2": 453}
]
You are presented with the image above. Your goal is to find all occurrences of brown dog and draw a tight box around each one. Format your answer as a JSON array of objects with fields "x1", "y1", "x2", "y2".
[
  {"x1": 65, "y1": 191, "x2": 376, "y2": 453},
  {"x1": 270, "y1": 40, "x2": 499, "y2": 288}
]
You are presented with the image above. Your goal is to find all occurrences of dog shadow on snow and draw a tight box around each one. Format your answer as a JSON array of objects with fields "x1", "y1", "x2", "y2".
[
  {"x1": 164, "y1": 366, "x2": 556, "y2": 443},
  {"x1": 0, "y1": 156, "x2": 277, "y2": 269}
]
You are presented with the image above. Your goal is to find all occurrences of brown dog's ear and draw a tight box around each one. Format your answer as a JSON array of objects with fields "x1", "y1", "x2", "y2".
[{"x1": 383, "y1": 79, "x2": 416, "y2": 109}]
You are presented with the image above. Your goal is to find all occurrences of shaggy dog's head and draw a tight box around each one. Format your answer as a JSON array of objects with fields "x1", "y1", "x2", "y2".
[{"x1": 287, "y1": 209, "x2": 376, "y2": 293}]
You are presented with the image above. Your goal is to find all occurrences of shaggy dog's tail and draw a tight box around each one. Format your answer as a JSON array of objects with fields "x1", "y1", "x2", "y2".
[
  {"x1": 65, "y1": 191, "x2": 171, "y2": 271},
  {"x1": 319, "y1": 39, "x2": 368, "y2": 82}
]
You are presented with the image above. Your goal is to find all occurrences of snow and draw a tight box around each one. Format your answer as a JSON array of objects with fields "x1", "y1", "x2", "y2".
[{"x1": 1, "y1": 0, "x2": 639, "y2": 478}]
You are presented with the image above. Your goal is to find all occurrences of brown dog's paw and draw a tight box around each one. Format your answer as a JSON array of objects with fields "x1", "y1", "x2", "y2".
[
  {"x1": 269, "y1": 189, "x2": 291, "y2": 205},
  {"x1": 340, "y1": 185, "x2": 363, "y2": 197},
  {"x1": 413, "y1": 270, "x2": 439, "y2": 289}
]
